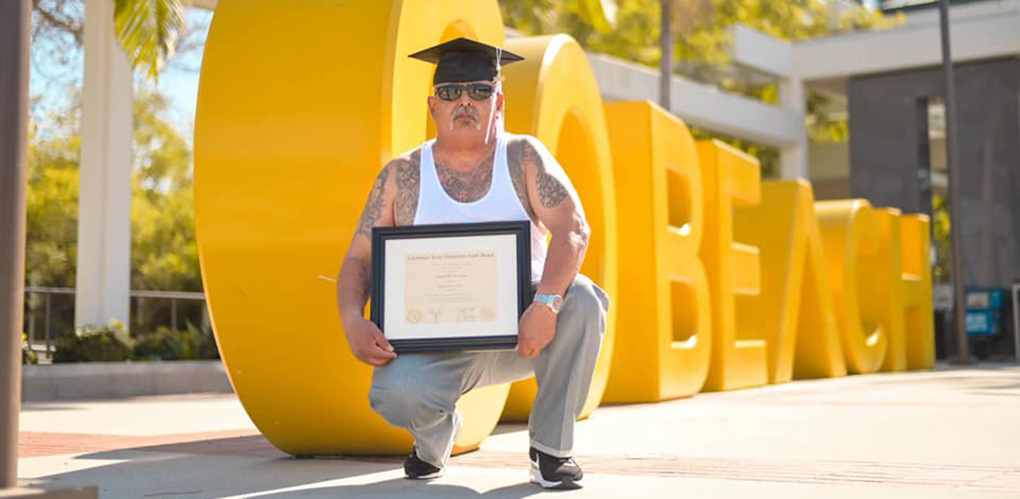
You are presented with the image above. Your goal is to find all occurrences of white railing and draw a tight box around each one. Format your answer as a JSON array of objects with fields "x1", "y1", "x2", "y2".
[{"x1": 23, "y1": 287, "x2": 207, "y2": 358}]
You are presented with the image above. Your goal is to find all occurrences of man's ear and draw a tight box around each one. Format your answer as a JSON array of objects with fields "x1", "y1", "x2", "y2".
[
  {"x1": 496, "y1": 92, "x2": 504, "y2": 114},
  {"x1": 427, "y1": 95, "x2": 437, "y2": 120}
]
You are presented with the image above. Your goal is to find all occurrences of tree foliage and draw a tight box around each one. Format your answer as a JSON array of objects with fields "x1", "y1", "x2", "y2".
[
  {"x1": 932, "y1": 193, "x2": 951, "y2": 283},
  {"x1": 28, "y1": 0, "x2": 205, "y2": 337},
  {"x1": 27, "y1": 88, "x2": 199, "y2": 293},
  {"x1": 502, "y1": 0, "x2": 897, "y2": 79},
  {"x1": 32, "y1": 0, "x2": 186, "y2": 82},
  {"x1": 131, "y1": 89, "x2": 200, "y2": 293},
  {"x1": 26, "y1": 96, "x2": 82, "y2": 289},
  {"x1": 113, "y1": 0, "x2": 186, "y2": 81},
  {"x1": 500, "y1": 0, "x2": 900, "y2": 175}
]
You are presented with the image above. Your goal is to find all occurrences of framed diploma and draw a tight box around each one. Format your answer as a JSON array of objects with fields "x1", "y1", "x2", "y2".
[{"x1": 370, "y1": 221, "x2": 531, "y2": 352}]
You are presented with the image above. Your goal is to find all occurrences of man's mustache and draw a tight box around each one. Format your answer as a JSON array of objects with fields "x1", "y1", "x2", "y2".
[{"x1": 449, "y1": 105, "x2": 482, "y2": 130}]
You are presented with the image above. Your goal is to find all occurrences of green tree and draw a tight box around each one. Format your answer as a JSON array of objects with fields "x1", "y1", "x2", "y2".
[
  {"x1": 932, "y1": 193, "x2": 951, "y2": 283},
  {"x1": 502, "y1": 0, "x2": 619, "y2": 37},
  {"x1": 131, "y1": 89, "x2": 200, "y2": 293},
  {"x1": 26, "y1": 89, "x2": 199, "y2": 291},
  {"x1": 26, "y1": 87, "x2": 201, "y2": 337},
  {"x1": 500, "y1": 0, "x2": 900, "y2": 175},
  {"x1": 26, "y1": 96, "x2": 82, "y2": 289},
  {"x1": 503, "y1": 0, "x2": 897, "y2": 83},
  {"x1": 29, "y1": 0, "x2": 203, "y2": 338},
  {"x1": 25, "y1": 95, "x2": 83, "y2": 340}
]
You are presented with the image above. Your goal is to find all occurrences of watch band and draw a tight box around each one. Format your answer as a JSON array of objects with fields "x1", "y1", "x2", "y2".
[{"x1": 533, "y1": 293, "x2": 564, "y2": 314}]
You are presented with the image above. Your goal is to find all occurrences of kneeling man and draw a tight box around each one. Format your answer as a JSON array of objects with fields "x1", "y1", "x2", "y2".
[{"x1": 336, "y1": 38, "x2": 608, "y2": 490}]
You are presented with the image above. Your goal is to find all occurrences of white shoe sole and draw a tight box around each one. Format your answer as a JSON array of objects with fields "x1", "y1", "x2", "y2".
[
  {"x1": 408, "y1": 469, "x2": 443, "y2": 480},
  {"x1": 529, "y1": 467, "x2": 580, "y2": 489}
]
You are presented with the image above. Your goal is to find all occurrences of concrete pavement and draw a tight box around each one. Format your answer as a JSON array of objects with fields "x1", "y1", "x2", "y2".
[{"x1": 16, "y1": 365, "x2": 1020, "y2": 498}]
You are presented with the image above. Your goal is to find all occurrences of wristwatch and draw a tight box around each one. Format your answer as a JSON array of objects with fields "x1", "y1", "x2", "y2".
[{"x1": 533, "y1": 293, "x2": 564, "y2": 314}]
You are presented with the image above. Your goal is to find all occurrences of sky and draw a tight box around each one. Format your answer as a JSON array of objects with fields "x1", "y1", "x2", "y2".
[{"x1": 153, "y1": 9, "x2": 213, "y2": 138}]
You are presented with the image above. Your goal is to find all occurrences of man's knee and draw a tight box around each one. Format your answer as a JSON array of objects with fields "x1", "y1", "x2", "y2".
[
  {"x1": 369, "y1": 360, "x2": 456, "y2": 429},
  {"x1": 369, "y1": 382, "x2": 439, "y2": 429},
  {"x1": 563, "y1": 275, "x2": 608, "y2": 320},
  {"x1": 367, "y1": 384, "x2": 414, "y2": 428}
]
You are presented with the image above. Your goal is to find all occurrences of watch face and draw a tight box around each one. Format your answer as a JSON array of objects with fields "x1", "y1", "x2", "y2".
[{"x1": 551, "y1": 295, "x2": 563, "y2": 312}]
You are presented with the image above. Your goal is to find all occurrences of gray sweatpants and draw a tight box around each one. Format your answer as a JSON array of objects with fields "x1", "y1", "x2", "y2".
[{"x1": 369, "y1": 274, "x2": 609, "y2": 468}]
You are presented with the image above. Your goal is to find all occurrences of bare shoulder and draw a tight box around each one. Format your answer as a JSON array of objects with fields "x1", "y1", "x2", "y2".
[
  {"x1": 511, "y1": 135, "x2": 572, "y2": 210},
  {"x1": 384, "y1": 148, "x2": 421, "y2": 172},
  {"x1": 505, "y1": 134, "x2": 544, "y2": 160},
  {"x1": 392, "y1": 148, "x2": 422, "y2": 226},
  {"x1": 508, "y1": 134, "x2": 558, "y2": 177},
  {"x1": 504, "y1": 135, "x2": 538, "y2": 222},
  {"x1": 353, "y1": 149, "x2": 422, "y2": 237}
]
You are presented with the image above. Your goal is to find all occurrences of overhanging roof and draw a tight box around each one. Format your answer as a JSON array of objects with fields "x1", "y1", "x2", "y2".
[
  {"x1": 588, "y1": 53, "x2": 804, "y2": 147},
  {"x1": 793, "y1": 0, "x2": 1020, "y2": 91}
]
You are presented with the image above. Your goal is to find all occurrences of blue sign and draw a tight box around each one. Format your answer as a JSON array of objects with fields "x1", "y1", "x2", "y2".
[{"x1": 965, "y1": 287, "x2": 1005, "y2": 337}]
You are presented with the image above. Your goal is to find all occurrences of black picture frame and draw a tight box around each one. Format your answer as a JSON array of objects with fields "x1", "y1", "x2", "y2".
[{"x1": 370, "y1": 221, "x2": 531, "y2": 353}]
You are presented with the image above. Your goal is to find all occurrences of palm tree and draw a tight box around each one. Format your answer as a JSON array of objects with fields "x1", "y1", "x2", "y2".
[
  {"x1": 33, "y1": 0, "x2": 186, "y2": 81},
  {"x1": 113, "y1": 0, "x2": 187, "y2": 81}
]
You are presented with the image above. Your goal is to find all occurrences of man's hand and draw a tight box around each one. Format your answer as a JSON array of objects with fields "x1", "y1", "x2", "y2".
[
  {"x1": 516, "y1": 302, "x2": 557, "y2": 358},
  {"x1": 344, "y1": 317, "x2": 397, "y2": 366}
]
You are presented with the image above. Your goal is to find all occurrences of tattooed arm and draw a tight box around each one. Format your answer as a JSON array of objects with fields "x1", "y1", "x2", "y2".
[
  {"x1": 336, "y1": 156, "x2": 407, "y2": 366},
  {"x1": 512, "y1": 136, "x2": 590, "y2": 358},
  {"x1": 522, "y1": 136, "x2": 589, "y2": 297}
]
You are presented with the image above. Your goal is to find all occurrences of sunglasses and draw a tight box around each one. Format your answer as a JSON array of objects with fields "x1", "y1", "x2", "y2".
[{"x1": 434, "y1": 83, "x2": 495, "y2": 101}]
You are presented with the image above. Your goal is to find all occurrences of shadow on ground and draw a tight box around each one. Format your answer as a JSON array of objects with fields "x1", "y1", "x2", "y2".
[
  {"x1": 26, "y1": 434, "x2": 552, "y2": 498},
  {"x1": 240, "y1": 478, "x2": 551, "y2": 498}
]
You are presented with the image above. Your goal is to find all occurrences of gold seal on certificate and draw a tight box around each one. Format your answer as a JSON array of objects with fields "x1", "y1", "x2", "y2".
[{"x1": 371, "y1": 222, "x2": 531, "y2": 352}]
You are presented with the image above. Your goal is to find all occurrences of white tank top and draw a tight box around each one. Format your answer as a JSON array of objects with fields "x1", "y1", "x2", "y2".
[{"x1": 414, "y1": 134, "x2": 548, "y2": 281}]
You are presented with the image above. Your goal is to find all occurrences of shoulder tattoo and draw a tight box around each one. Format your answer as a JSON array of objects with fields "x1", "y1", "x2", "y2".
[
  {"x1": 523, "y1": 139, "x2": 569, "y2": 209},
  {"x1": 355, "y1": 166, "x2": 389, "y2": 238},
  {"x1": 507, "y1": 139, "x2": 538, "y2": 222},
  {"x1": 394, "y1": 150, "x2": 421, "y2": 226}
]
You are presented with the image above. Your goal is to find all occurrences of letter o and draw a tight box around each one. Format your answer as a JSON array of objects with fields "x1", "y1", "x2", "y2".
[
  {"x1": 194, "y1": 0, "x2": 510, "y2": 455},
  {"x1": 498, "y1": 35, "x2": 619, "y2": 421}
]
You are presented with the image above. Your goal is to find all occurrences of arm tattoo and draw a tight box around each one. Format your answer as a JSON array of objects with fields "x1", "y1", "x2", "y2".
[
  {"x1": 523, "y1": 140, "x2": 569, "y2": 208},
  {"x1": 435, "y1": 150, "x2": 494, "y2": 203},
  {"x1": 507, "y1": 139, "x2": 538, "y2": 222},
  {"x1": 394, "y1": 150, "x2": 421, "y2": 226},
  {"x1": 355, "y1": 166, "x2": 389, "y2": 238},
  {"x1": 345, "y1": 256, "x2": 373, "y2": 305}
]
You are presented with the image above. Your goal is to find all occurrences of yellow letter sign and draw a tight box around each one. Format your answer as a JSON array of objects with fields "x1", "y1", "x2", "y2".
[
  {"x1": 602, "y1": 101, "x2": 712, "y2": 402},
  {"x1": 816, "y1": 200, "x2": 889, "y2": 374},
  {"x1": 734, "y1": 181, "x2": 847, "y2": 383},
  {"x1": 498, "y1": 35, "x2": 619, "y2": 421},
  {"x1": 195, "y1": 0, "x2": 509, "y2": 455},
  {"x1": 901, "y1": 215, "x2": 935, "y2": 369},
  {"x1": 698, "y1": 141, "x2": 768, "y2": 392}
]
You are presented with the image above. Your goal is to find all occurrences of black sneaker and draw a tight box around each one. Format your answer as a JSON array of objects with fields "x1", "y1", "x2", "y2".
[
  {"x1": 529, "y1": 447, "x2": 583, "y2": 489},
  {"x1": 404, "y1": 448, "x2": 443, "y2": 480}
]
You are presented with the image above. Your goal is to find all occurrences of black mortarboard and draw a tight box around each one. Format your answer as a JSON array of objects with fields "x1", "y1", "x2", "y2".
[{"x1": 408, "y1": 37, "x2": 524, "y2": 85}]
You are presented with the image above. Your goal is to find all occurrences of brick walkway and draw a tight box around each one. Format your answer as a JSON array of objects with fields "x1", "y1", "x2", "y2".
[
  {"x1": 20, "y1": 429, "x2": 1020, "y2": 493},
  {"x1": 454, "y1": 452, "x2": 1020, "y2": 493},
  {"x1": 17, "y1": 366, "x2": 1020, "y2": 498},
  {"x1": 19, "y1": 430, "x2": 266, "y2": 458}
]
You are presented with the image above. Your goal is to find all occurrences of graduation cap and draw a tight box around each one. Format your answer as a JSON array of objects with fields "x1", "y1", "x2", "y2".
[{"x1": 409, "y1": 37, "x2": 524, "y2": 85}]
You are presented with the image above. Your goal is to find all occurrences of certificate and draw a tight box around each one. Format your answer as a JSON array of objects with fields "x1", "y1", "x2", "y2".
[{"x1": 371, "y1": 221, "x2": 531, "y2": 352}]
